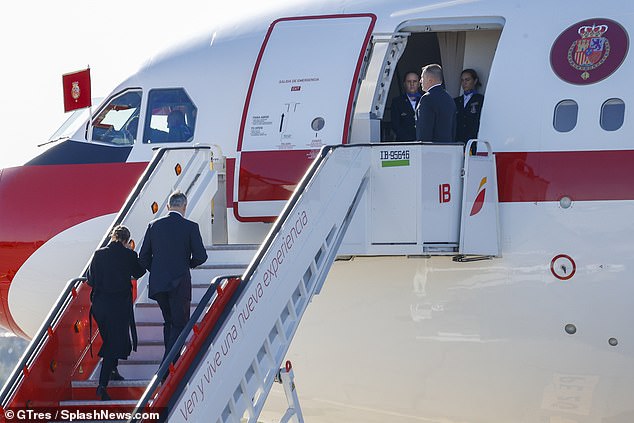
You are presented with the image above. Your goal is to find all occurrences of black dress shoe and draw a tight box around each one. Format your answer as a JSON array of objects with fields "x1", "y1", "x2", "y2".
[
  {"x1": 96, "y1": 385, "x2": 111, "y2": 401},
  {"x1": 110, "y1": 368, "x2": 125, "y2": 381}
]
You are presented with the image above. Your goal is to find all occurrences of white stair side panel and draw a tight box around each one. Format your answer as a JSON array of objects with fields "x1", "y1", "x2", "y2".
[{"x1": 168, "y1": 146, "x2": 370, "y2": 422}]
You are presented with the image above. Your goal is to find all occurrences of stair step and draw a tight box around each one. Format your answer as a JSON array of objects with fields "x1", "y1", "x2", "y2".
[
  {"x1": 205, "y1": 243, "x2": 259, "y2": 251},
  {"x1": 192, "y1": 282, "x2": 214, "y2": 288},
  {"x1": 70, "y1": 380, "x2": 149, "y2": 401},
  {"x1": 60, "y1": 399, "x2": 138, "y2": 407},
  {"x1": 134, "y1": 303, "x2": 201, "y2": 321},
  {"x1": 69, "y1": 247, "x2": 261, "y2": 407},
  {"x1": 135, "y1": 304, "x2": 200, "y2": 311},
  {"x1": 135, "y1": 322, "x2": 164, "y2": 340},
  {"x1": 116, "y1": 359, "x2": 161, "y2": 380},
  {"x1": 134, "y1": 274, "x2": 242, "y2": 303},
  {"x1": 190, "y1": 266, "x2": 248, "y2": 289},
  {"x1": 72, "y1": 379, "x2": 150, "y2": 388},
  {"x1": 196, "y1": 263, "x2": 249, "y2": 270},
  {"x1": 203, "y1": 243, "x2": 259, "y2": 264},
  {"x1": 133, "y1": 340, "x2": 166, "y2": 361}
]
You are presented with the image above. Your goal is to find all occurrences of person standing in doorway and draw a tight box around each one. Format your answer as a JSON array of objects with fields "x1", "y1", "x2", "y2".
[
  {"x1": 139, "y1": 191, "x2": 208, "y2": 365},
  {"x1": 454, "y1": 68, "x2": 484, "y2": 154},
  {"x1": 390, "y1": 71, "x2": 421, "y2": 141},
  {"x1": 415, "y1": 64, "x2": 456, "y2": 142}
]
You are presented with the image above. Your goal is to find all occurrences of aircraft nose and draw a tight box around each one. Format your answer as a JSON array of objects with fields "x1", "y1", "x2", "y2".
[
  {"x1": 0, "y1": 166, "x2": 30, "y2": 338},
  {"x1": 0, "y1": 159, "x2": 147, "y2": 339}
]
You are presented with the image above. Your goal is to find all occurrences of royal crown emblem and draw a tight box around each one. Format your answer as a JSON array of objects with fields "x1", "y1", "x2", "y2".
[
  {"x1": 71, "y1": 81, "x2": 81, "y2": 102},
  {"x1": 568, "y1": 24, "x2": 610, "y2": 79},
  {"x1": 551, "y1": 19, "x2": 628, "y2": 85}
]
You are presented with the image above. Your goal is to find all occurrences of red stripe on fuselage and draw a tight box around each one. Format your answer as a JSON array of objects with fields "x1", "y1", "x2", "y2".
[
  {"x1": 235, "y1": 149, "x2": 634, "y2": 205},
  {"x1": 4, "y1": 149, "x2": 634, "y2": 334},
  {"x1": 226, "y1": 157, "x2": 235, "y2": 206},
  {"x1": 496, "y1": 151, "x2": 634, "y2": 202},
  {"x1": 237, "y1": 150, "x2": 314, "y2": 202},
  {"x1": 0, "y1": 162, "x2": 147, "y2": 336}
]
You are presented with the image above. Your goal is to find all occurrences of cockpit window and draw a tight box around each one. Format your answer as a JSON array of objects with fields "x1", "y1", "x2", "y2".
[
  {"x1": 143, "y1": 88, "x2": 197, "y2": 143},
  {"x1": 91, "y1": 90, "x2": 142, "y2": 145}
]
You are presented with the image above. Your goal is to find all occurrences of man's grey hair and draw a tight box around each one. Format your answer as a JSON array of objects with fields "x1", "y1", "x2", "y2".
[
  {"x1": 421, "y1": 64, "x2": 444, "y2": 83},
  {"x1": 169, "y1": 190, "x2": 187, "y2": 208}
]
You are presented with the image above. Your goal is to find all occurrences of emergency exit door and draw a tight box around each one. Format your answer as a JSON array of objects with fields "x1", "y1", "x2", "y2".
[{"x1": 234, "y1": 14, "x2": 376, "y2": 221}]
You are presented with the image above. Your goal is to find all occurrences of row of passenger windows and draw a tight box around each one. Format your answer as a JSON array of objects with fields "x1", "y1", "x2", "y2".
[
  {"x1": 95, "y1": 88, "x2": 624, "y2": 141},
  {"x1": 91, "y1": 88, "x2": 197, "y2": 145},
  {"x1": 554, "y1": 98, "x2": 625, "y2": 133}
]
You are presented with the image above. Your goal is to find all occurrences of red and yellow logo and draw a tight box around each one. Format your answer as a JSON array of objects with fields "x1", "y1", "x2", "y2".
[{"x1": 470, "y1": 177, "x2": 486, "y2": 216}]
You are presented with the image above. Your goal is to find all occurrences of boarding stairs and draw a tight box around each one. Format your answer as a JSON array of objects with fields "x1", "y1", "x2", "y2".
[
  {"x1": 129, "y1": 145, "x2": 370, "y2": 422},
  {"x1": 58, "y1": 244, "x2": 258, "y2": 419},
  {"x1": 0, "y1": 143, "x2": 371, "y2": 423},
  {"x1": 0, "y1": 145, "x2": 232, "y2": 421},
  {"x1": 0, "y1": 141, "x2": 499, "y2": 423}
]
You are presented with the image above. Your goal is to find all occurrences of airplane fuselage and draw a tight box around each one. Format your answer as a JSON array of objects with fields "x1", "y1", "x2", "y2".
[{"x1": 0, "y1": 0, "x2": 632, "y2": 421}]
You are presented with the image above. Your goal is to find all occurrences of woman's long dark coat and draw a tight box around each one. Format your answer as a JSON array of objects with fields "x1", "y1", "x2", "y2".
[{"x1": 87, "y1": 241, "x2": 146, "y2": 359}]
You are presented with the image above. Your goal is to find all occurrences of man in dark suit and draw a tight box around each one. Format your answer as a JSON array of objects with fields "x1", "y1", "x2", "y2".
[
  {"x1": 415, "y1": 64, "x2": 456, "y2": 142},
  {"x1": 139, "y1": 191, "x2": 208, "y2": 363},
  {"x1": 389, "y1": 71, "x2": 421, "y2": 141}
]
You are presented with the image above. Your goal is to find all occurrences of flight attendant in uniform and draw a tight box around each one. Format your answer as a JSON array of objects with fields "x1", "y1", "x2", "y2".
[
  {"x1": 454, "y1": 68, "x2": 484, "y2": 154},
  {"x1": 87, "y1": 225, "x2": 145, "y2": 401},
  {"x1": 390, "y1": 71, "x2": 422, "y2": 141}
]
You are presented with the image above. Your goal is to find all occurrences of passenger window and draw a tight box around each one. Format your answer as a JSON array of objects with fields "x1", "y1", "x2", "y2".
[
  {"x1": 143, "y1": 88, "x2": 197, "y2": 143},
  {"x1": 553, "y1": 100, "x2": 578, "y2": 133},
  {"x1": 600, "y1": 98, "x2": 625, "y2": 131},
  {"x1": 91, "y1": 90, "x2": 142, "y2": 145}
]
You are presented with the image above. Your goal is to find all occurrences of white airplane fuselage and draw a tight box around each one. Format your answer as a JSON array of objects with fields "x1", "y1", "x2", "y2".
[{"x1": 0, "y1": 1, "x2": 633, "y2": 421}]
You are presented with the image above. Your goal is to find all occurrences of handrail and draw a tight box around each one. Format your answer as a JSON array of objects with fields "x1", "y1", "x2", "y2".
[
  {"x1": 242, "y1": 144, "x2": 335, "y2": 283},
  {"x1": 128, "y1": 275, "x2": 244, "y2": 421},
  {"x1": 130, "y1": 144, "x2": 343, "y2": 421},
  {"x1": 135, "y1": 141, "x2": 471, "y2": 419},
  {"x1": 0, "y1": 146, "x2": 211, "y2": 410},
  {"x1": 0, "y1": 276, "x2": 86, "y2": 407}
]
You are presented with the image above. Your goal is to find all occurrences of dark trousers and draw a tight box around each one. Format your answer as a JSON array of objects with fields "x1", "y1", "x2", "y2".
[
  {"x1": 154, "y1": 281, "x2": 191, "y2": 364},
  {"x1": 99, "y1": 358, "x2": 118, "y2": 387}
]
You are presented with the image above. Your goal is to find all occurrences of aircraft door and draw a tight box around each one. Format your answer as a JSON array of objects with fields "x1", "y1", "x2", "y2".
[{"x1": 235, "y1": 14, "x2": 376, "y2": 221}]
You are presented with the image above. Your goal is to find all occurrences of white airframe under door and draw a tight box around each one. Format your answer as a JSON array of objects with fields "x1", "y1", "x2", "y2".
[
  {"x1": 459, "y1": 140, "x2": 501, "y2": 256},
  {"x1": 235, "y1": 14, "x2": 376, "y2": 221}
]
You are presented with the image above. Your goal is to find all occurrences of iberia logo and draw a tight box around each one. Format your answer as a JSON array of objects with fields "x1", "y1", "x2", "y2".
[{"x1": 470, "y1": 177, "x2": 486, "y2": 216}]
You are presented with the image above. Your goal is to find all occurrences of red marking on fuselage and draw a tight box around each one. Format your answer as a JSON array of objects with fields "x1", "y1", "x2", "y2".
[
  {"x1": 235, "y1": 149, "x2": 634, "y2": 209},
  {"x1": 238, "y1": 150, "x2": 314, "y2": 202},
  {"x1": 0, "y1": 161, "x2": 147, "y2": 336},
  {"x1": 226, "y1": 157, "x2": 236, "y2": 207},
  {"x1": 496, "y1": 150, "x2": 634, "y2": 202},
  {"x1": 5, "y1": 148, "x2": 634, "y2": 335}
]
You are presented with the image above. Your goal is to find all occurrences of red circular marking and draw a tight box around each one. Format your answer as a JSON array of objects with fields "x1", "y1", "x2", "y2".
[
  {"x1": 550, "y1": 254, "x2": 576, "y2": 280},
  {"x1": 550, "y1": 18, "x2": 629, "y2": 85},
  {"x1": 285, "y1": 360, "x2": 292, "y2": 372}
]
